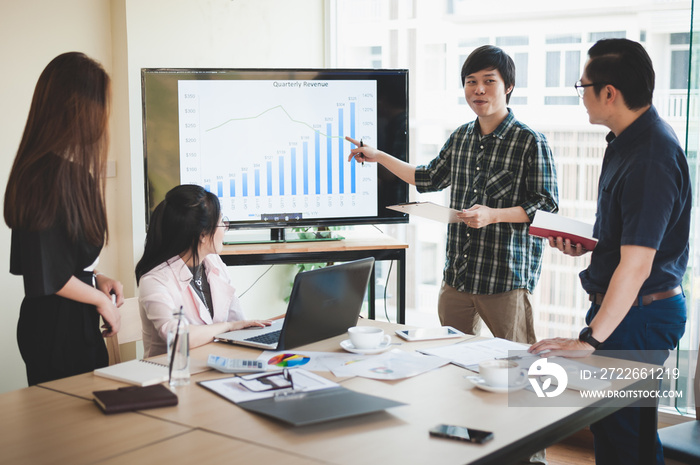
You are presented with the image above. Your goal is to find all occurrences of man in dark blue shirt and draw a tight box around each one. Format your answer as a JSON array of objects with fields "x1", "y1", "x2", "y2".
[{"x1": 530, "y1": 39, "x2": 690, "y2": 465}]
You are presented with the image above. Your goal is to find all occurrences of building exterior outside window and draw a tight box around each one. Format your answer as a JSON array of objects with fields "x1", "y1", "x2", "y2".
[{"x1": 332, "y1": 0, "x2": 696, "y2": 415}]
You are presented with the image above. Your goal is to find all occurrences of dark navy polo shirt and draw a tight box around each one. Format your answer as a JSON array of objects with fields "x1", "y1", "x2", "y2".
[{"x1": 580, "y1": 105, "x2": 691, "y2": 296}]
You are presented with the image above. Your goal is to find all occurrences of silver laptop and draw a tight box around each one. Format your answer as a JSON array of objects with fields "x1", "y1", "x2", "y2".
[{"x1": 215, "y1": 257, "x2": 375, "y2": 350}]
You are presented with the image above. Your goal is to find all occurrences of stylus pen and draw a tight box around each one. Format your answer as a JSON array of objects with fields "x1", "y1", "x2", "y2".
[{"x1": 360, "y1": 139, "x2": 364, "y2": 166}]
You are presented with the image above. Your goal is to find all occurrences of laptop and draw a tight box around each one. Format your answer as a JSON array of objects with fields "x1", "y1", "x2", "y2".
[{"x1": 215, "y1": 257, "x2": 375, "y2": 350}]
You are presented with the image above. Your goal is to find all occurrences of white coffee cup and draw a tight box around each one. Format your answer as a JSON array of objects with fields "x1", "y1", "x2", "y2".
[
  {"x1": 348, "y1": 326, "x2": 391, "y2": 349},
  {"x1": 478, "y1": 360, "x2": 527, "y2": 388}
]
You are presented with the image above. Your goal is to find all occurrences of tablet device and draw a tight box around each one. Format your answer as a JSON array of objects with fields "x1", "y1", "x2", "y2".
[{"x1": 395, "y1": 326, "x2": 466, "y2": 341}]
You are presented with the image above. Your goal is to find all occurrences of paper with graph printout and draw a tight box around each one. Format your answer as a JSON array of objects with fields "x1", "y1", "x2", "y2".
[
  {"x1": 528, "y1": 210, "x2": 597, "y2": 250},
  {"x1": 256, "y1": 350, "x2": 373, "y2": 373},
  {"x1": 417, "y1": 337, "x2": 530, "y2": 371},
  {"x1": 329, "y1": 349, "x2": 451, "y2": 380},
  {"x1": 198, "y1": 369, "x2": 338, "y2": 403}
]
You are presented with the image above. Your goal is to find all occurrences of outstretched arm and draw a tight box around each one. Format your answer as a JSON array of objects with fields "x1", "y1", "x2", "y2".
[{"x1": 346, "y1": 136, "x2": 417, "y2": 185}]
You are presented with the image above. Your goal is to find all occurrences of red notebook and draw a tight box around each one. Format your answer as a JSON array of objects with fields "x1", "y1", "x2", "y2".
[
  {"x1": 529, "y1": 210, "x2": 597, "y2": 251},
  {"x1": 93, "y1": 384, "x2": 178, "y2": 414}
]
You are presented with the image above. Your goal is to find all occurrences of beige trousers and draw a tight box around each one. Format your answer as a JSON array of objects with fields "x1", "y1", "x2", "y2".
[{"x1": 437, "y1": 283, "x2": 537, "y2": 344}]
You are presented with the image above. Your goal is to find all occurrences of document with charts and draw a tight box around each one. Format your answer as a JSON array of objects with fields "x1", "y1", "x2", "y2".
[
  {"x1": 330, "y1": 349, "x2": 450, "y2": 380},
  {"x1": 417, "y1": 338, "x2": 530, "y2": 371}
]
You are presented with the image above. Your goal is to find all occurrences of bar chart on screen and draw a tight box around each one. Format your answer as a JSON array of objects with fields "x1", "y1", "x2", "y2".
[{"x1": 177, "y1": 79, "x2": 378, "y2": 223}]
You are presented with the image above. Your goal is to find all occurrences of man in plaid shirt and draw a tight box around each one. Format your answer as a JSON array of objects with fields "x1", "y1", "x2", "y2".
[{"x1": 348, "y1": 45, "x2": 558, "y2": 344}]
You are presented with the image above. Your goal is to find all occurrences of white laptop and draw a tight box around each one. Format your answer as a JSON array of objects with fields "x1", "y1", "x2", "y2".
[{"x1": 215, "y1": 257, "x2": 374, "y2": 350}]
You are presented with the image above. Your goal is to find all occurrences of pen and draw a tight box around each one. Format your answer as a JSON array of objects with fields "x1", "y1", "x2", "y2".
[{"x1": 360, "y1": 139, "x2": 364, "y2": 166}]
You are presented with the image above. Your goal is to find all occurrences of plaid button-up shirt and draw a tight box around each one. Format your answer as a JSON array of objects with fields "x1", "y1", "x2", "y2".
[{"x1": 415, "y1": 110, "x2": 558, "y2": 294}]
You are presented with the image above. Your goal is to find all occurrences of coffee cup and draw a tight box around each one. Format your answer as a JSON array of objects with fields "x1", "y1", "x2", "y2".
[
  {"x1": 478, "y1": 360, "x2": 527, "y2": 388},
  {"x1": 348, "y1": 326, "x2": 391, "y2": 350}
]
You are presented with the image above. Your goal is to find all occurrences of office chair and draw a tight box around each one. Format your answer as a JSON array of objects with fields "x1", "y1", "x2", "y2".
[{"x1": 103, "y1": 297, "x2": 143, "y2": 365}]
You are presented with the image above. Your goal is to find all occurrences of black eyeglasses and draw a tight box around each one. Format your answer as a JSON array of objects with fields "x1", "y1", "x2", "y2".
[
  {"x1": 216, "y1": 216, "x2": 230, "y2": 232},
  {"x1": 574, "y1": 80, "x2": 606, "y2": 98},
  {"x1": 239, "y1": 368, "x2": 295, "y2": 393}
]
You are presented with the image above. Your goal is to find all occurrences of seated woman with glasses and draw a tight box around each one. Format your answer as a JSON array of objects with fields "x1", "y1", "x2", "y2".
[{"x1": 135, "y1": 184, "x2": 272, "y2": 357}]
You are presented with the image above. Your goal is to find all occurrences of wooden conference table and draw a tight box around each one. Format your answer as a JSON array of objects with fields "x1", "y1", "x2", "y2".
[{"x1": 2, "y1": 320, "x2": 658, "y2": 465}]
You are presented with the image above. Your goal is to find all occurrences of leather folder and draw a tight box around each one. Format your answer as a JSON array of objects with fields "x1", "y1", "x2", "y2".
[{"x1": 93, "y1": 384, "x2": 178, "y2": 414}]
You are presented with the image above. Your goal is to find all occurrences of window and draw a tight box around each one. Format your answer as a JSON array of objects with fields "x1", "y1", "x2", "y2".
[
  {"x1": 546, "y1": 34, "x2": 582, "y2": 45},
  {"x1": 333, "y1": 0, "x2": 696, "y2": 416},
  {"x1": 671, "y1": 50, "x2": 690, "y2": 89},
  {"x1": 588, "y1": 31, "x2": 626, "y2": 42},
  {"x1": 513, "y1": 52, "x2": 529, "y2": 88},
  {"x1": 496, "y1": 36, "x2": 529, "y2": 47},
  {"x1": 423, "y1": 44, "x2": 447, "y2": 90},
  {"x1": 545, "y1": 50, "x2": 581, "y2": 89},
  {"x1": 546, "y1": 52, "x2": 560, "y2": 87},
  {"x1": 544, "y1": 96, "x2": 579, "y2": 105},
  {"x1": 544, "y1": 34, "x2": 583, "y2": 105},
  {"x1": 670, "y1": 33, "x2": 691, "y2": 90}
]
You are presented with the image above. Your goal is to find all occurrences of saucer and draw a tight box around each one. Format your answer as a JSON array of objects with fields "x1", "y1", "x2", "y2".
[
  {"x1": 340, "y1": 339, "x2": 392, "y2": 355},
  {"x1": 465, "y1": 375, "x2": 528, "y2": 394}
]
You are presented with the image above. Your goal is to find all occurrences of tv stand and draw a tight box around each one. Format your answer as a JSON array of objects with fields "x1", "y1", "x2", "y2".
[
  {"x1": 220, "y1": 229, "x2": 407, "y2": 323},
  {"x1": 224, "y1": 227, "x2": 344, "y2": 245},
  {"x1": 270, "y1": 227, "x2": 285, "y2": 241}
]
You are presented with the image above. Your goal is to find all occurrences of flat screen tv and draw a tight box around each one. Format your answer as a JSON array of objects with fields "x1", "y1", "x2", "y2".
[{"x1": 141, "y1": 68, "x2": 409, "y2": 241}]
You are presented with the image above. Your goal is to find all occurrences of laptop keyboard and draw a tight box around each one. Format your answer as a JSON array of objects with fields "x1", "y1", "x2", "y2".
[{"x1": 244, "y1": 330, "x2": 282, "y2": 345}]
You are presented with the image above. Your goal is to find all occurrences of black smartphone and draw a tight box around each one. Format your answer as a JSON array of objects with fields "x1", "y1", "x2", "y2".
[{"x1": 429, "y1": 424, "x2": 494, "y2": 444}]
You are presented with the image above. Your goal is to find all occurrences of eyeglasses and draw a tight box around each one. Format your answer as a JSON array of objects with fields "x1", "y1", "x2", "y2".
[
  {"x1": 217, "y1": 216, "x2": 230, "y2": 232},
  {"x1": 239, "y1": 368, "x2": 296, "y2": 393},
  {"x1": 574, "y1": 80, "x2": 605, "y2": 98}
]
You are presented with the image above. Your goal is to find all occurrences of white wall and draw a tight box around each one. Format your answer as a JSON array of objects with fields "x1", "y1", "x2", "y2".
[{"x1": 0, "y1": 0, "x2": 325, "y2": 393}]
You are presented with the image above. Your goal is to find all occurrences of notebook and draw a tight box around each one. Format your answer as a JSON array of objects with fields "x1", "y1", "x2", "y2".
[
  {"x1": 528, "y1": 210, "x2": 597, "y2": 250},
  {"x1": 94, "y1": 359, "x2": 169, "y2": 386},
  {"x1": 93, "y1": 384, "x2": 178, "y2": 414},
  {"x1": 215, "y1": 257, "x2": 374, "y2": 350}
]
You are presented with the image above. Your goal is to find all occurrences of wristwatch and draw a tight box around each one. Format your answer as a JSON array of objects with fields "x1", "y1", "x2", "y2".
[{"x1": 578, "y1": 327, "x2": 601, "y2": 349}]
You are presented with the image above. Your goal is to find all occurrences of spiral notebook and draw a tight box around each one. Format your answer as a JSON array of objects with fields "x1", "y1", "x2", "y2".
[{"x1": 94, "y1": 359, "x2": 169, "y2": 386}]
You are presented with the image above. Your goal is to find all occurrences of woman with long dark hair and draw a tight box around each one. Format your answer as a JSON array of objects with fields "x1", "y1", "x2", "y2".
[
  {"x1": 5, "y1": 52, "x2": 123, "y2": 385},
  {"x1": 136, "y1": 184, "x2": 271, "y2": 357}
]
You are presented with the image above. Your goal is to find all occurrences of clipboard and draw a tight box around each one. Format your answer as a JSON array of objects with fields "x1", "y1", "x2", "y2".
[
  {"x1": 198, "y1": 370, "x2": 406, "y2": 426},
  {"x1": 387, "y1": 202, "x2": 461, "y2": 223},
  {"x1": 234, "y1": 386, "x2": 406, "y2": 426}
]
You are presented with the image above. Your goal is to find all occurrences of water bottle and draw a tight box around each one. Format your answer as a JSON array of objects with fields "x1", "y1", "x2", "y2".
[{"x1": 167, "y1": 307, "x2": 190, "y2": 387}]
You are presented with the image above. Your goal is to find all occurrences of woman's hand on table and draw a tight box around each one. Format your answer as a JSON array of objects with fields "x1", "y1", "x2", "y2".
[{"x1": 227, "y1": 319, "x2": 273, "y2": 331}]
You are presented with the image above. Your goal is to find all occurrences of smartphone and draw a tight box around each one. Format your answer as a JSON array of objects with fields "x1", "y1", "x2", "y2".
[
  {"x1": 395, "y1": 326, "x2": 466, "y2": 342},
  {"x1": 429, "y1": 424, "x2": 494, "y2": 444}
]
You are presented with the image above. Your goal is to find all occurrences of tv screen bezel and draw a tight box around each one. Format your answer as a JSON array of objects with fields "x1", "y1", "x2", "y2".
[{"x1": 140, "y1": 67, "x2": 410, "y2": 232}]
